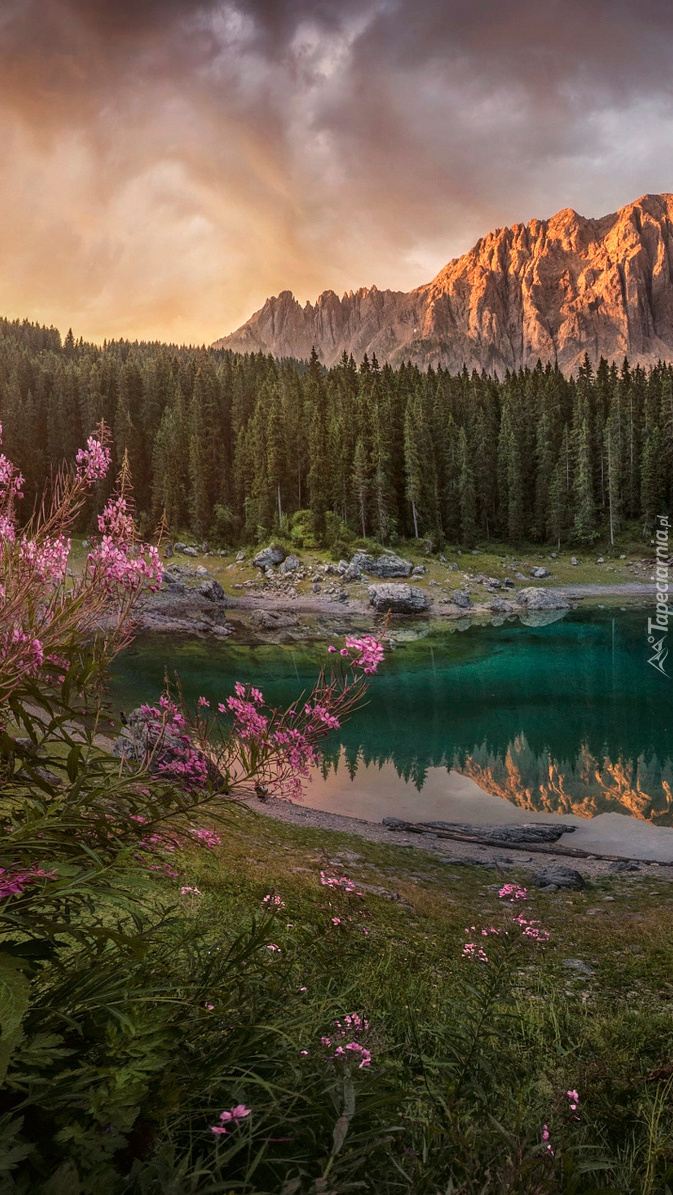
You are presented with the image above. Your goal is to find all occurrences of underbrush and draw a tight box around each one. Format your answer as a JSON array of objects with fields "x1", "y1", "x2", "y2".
[{"x1": 5, "y1": 796, "x2": 673, "y2": 1193}]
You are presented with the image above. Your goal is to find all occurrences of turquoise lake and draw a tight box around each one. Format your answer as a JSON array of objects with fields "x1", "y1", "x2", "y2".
[{"x1": 110, "y1": 609, "x2": 673, "y2": 828}]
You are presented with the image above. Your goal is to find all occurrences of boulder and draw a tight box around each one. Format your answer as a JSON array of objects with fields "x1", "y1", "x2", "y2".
[
  {"x1": 449, "y1": 589, "x2": 472, "y2": 609},
  {"x1": 489, "y1": 597, "x2": 514, "y2": 613},
  {"x1": 530, "y1": 566, "x2": 550, "y2": 579},
  {"x1": 534, "y1": 866, "x2": 585, "y2": 891},
  {"x1": 571, "y1": 556, "x2": 579, "y2": 566},
  {"x1": 113, "y1": 707, "x2": 222, "y2": 785},
  {"x1": 182, "y1": 546, "x2": 199, "y2": 558},
  {"x1": 352, "y1": 551, "x2": 413, "y2": 578},
  {"x1": 195, "y1": 565, "x2": 209, "y2": 576},
  {"x1": 174, "y1": 542, "x2": 187, "y2": 553},
  {"x1": 516, "y1": 587, "x2": 571, "y2": 610},
  {"x1": 412, "y1": 564, "x2": 426, "y2": 576},
  {"x1": 334, "y1": 559, "x2": 361, "y2": 578},
  {"x1": 236, "y1": 550, "x2": 245, "y2": 562},
  {"x1": 368, "y1": 583, "x2": 430, "y2": 613},
  {"x1": 279, "y1": 554, "x2": 300, "y2": 573},
  {"x1": 198, "y1": 579, "x2": 227, "y2": 603},
  {"x1": 252, "y1": 545, "x2": 286, "y2": 569},
  {"x1": 161, "y1": 570, "x2": 186, "y2": 591}
]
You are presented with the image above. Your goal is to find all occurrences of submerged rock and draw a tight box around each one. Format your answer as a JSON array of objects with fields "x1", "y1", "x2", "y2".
[
  {"x1": 518, "y1": 609, "x2": 568, "y2": 627},
  {"x1": 368, "y1": 583, "x2": 430, "y2": 613}
]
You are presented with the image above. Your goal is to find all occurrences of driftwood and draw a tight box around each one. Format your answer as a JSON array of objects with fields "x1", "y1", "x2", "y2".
[{"x1": 382, "y1": 818, "x2": 670, "y2": 866}]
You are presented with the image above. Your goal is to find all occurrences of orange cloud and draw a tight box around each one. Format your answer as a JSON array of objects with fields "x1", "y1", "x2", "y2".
[{"x1": 0, "y1": 0, "x2": 672, "y2": 344}]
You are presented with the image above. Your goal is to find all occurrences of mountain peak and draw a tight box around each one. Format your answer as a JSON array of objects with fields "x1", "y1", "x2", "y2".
[{"x1": 213, "y1": 194, "x2": 673, "y2": 373}]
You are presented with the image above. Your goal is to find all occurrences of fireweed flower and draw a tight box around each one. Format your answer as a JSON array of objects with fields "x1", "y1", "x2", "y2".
[
  {"x1": 542, "y1": 1125, "x2": 554, "y2": 1155},
  {"x1": 462, "y1": 942, "x2": 489, "y2": 962},
  {"x1": 211, "y1": 1105, "x2": 251, "y2": 1135},
  {"x1": 499, "y1": 883, "x2": 528, "y2": 901},
  {"x1": 344, "y1": 635, "x2": 384, "y2": 674},
  {"x1": 75, "y1": 435, "x2": 111, "y2": 483},
  {"x1": 0, "y1": 866, "x2": 56, "y2": 899}
]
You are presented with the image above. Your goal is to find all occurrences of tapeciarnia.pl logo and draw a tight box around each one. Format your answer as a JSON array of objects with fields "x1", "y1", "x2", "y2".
[{"x1": 647, "y1": 514, "x2": 671, "y2": 677}]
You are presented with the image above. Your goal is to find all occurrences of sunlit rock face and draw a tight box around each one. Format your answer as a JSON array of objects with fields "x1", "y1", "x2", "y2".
[
  {"x1": 459, "y1": 735, "x2": 673, "y2": 825},
  {"x1": 215, "y1": 194, "x2": 673, "y2": 374}
]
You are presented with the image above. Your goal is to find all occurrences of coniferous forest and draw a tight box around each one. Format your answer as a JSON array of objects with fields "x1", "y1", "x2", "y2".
[{"x1": 1, "y1": 315, "x2": 672, "y2": 549}]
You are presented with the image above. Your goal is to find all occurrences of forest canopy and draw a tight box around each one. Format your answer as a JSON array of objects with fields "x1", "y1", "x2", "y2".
[{"x1": 1, "y1": 316, "x2": 671, "y2": 550}]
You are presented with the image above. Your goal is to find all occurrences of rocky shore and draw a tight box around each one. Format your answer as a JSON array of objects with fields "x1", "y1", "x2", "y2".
[{"x1": 130, "y1": 546, "x2": 657, "y2": 642}]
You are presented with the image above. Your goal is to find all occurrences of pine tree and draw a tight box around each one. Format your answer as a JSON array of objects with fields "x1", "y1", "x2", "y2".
[{"x1": 457, "y1": 427, "x2": 477, "y2": 544}]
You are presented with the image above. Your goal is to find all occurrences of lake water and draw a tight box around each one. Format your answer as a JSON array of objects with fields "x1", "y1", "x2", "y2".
[{"x1": 110, "y1": 609, "x2": 673, "y2": 831}]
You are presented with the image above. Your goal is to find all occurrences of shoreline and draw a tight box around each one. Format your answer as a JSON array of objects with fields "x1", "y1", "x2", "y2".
[
  {"x1": 247, "y1": 795, "x2": 673, "y2": 878},
  {"x1": 133, "y1": 578, "x2": 656, "y2": 639}
]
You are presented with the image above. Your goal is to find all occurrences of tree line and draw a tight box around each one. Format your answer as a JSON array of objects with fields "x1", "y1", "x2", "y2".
[{"x1": 0, "y1": 315, "x2": 671, "y2": 549}]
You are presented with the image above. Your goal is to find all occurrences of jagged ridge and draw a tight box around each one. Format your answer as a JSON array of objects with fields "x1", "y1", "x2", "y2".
[{"x1": 213, "y1": 193, "x2": 673, "y2": 373}]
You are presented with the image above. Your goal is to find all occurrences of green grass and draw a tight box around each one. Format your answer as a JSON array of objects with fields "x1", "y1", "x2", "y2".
[{"x1": 139, "y1": 802, "x2": 673, "y2": 1192}]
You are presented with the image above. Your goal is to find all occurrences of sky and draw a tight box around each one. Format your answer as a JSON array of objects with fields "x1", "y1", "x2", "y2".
[{"x1": 1, "y1": 0, "x2": 673, "y2": 346}]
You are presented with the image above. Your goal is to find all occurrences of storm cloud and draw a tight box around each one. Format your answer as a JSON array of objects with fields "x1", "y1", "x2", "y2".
[{"x1": 1, "y1": 0, "x2": 672, "y2": 343}]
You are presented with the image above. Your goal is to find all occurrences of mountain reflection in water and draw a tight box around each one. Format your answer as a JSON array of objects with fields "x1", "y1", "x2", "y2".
[{"x1": 110, "y1": 609, "x2": 673, "y2": 825}]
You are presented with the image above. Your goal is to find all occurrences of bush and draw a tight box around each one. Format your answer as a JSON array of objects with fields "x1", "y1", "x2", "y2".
[{"x1": 290, "y1": 510, "x2": 317, "y2": 550}]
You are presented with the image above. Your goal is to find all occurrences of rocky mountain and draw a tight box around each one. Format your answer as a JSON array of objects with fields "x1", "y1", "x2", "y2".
[{"x1": 213, "y1": 193, "x2": 673, "y2": 374}]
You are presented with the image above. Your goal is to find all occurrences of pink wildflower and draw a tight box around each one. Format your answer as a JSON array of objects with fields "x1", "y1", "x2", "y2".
[
  {"x1": 189, "y1": 828, "x2": 221, "y2": 849},
  {"x1": 0, "y1": 866, "x2": 56, "y2": 899},
  {"x1": 76, "y1": 435, "x2": 111, "y2": 483},
  {"x1": 344, "y1": 635, "x2": 384, "y2": 674},
  {"x1": 219, "y1": 1104, "x2": 251, "y2": 1123},
  {"x1": 462, "y1": 942, "x2": 489, "y2": 962},
  {"x1": 499, "y1": 883, "x2": 528, "y2": 901}
]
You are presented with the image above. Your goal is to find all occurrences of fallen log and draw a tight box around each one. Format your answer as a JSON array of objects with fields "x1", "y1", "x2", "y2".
[{"x1": 382, "y1": 818, "x2": 671, "y2": 866}]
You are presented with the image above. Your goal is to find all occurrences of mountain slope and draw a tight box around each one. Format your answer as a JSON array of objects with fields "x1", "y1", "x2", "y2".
[{"x1": 213, "y1": 193, "x2": 673, "y2": 373}]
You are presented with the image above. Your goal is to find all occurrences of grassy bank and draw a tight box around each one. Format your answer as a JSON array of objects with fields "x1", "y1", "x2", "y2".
[{"x1": 24, "y1": 798, "x2": 673, "y2": 1193}]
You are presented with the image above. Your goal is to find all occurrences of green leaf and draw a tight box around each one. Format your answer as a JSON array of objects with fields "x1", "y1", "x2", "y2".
[
  {"x1": 66, "y1": 744, "x2": 82, "y2": 782},
  {"x1": 0, "y1": 952, "x2": 31, "y2": 1084}
]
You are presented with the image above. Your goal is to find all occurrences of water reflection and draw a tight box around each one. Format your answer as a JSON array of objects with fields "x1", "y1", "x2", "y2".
[{"x1": 110, "y1": 609, "x2": 673, "y2": 825}]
